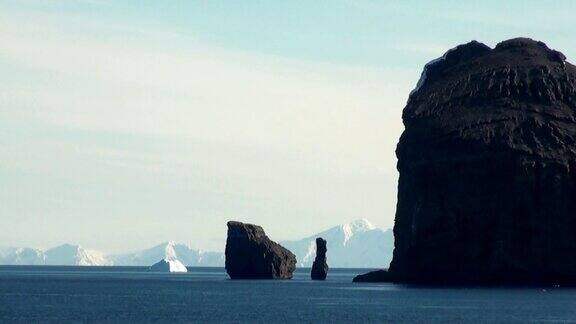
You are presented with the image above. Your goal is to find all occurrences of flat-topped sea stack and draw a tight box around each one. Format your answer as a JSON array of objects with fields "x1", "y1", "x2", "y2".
[
  {"x1": 356, "y1": 38, "x2": 576, "y2": 285},
  {"x1": 311, "y1": 238, "x2": 328, "y2": 280},
  {"x1": 225, "y1": 221, "x2": 296, "y2": 279}
]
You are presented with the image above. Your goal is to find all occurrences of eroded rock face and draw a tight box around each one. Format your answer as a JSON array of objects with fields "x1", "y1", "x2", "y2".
[
  {"x1": 311, "y1": 237, "x2": 328, "y2": 280},
  {"x1": 225, "y1": 221, "x2": 296, "y2": 279},
  {"x1": 374, "y1": 38, "x2": 576, "y2": 285}
]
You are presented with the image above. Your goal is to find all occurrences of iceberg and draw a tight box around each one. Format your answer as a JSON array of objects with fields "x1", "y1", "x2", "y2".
[{"x1": 149, "y1": 258, "x2": 188, "y2": 273}]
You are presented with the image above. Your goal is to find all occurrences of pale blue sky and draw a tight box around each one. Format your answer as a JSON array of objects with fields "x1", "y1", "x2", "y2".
[{"x1": 1, "y1": 0, "x2": 575, "y2": 253}]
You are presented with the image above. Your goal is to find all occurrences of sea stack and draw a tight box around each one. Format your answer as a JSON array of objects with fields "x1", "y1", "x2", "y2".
[
  {"x1": 355, "y1": 38, "x2": 576, "y2": 285},
  {"x1": 311, "y1": 238, "x2": 328, "y2": 280},
  {"x1": 225, "y1": 221, "x2": 296, "y2": 279}
]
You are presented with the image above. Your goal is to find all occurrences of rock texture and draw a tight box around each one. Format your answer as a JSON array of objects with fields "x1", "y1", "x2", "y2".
[
  {"x1": 225, "y1": 221, "x2": 296, "y2": 279},
  {"x1": 311, "y1": 238, "x2": 328, "y2": 280},
  {"x1": 358, "y1": 38, "x2": 576, "y2": 285}
]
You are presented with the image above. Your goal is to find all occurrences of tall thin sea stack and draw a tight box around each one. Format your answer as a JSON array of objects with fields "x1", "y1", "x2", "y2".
[{"x1": 311, "y1": 237, "x2": 328, "y2": 280}]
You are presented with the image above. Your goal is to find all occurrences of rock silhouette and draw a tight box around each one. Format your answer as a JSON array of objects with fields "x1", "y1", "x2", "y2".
[
  {"x1": 225, "y1": 221, "x2": 296, "y2": 279},
  {"x1": 353, "y1": 269, "x2": 392, "y2": 283},
  {"x1": 311, "y1": 237, "x2": 328, "y2": 280},
  {"x1": 356, "y1": 38, "x2": 576, "y2": 285}
]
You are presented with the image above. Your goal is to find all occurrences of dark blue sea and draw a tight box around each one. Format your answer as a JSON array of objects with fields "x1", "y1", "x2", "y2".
[{"x1": 1, "y1": 266, "x2": 576, "y2": 323}]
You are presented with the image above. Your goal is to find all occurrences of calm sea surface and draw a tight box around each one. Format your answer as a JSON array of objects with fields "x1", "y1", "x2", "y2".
[{"x1": 1, "y1": 266, "x2": 576, "y2": 323}]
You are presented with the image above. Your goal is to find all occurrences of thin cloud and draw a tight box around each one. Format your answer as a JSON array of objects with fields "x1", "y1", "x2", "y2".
[{"x1": 0, "y1": 9, "x2": 410, "y2": 252}]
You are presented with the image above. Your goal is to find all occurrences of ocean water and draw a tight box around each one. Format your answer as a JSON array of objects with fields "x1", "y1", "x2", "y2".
[{"x1": 1, "y1": 266, "x2": 576, "y2": 323}]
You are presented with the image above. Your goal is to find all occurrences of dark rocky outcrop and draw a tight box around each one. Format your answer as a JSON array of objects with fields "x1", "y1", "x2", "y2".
[
  {"x1": 357, "y1": 38, "x2": 576, "y2": 285},
  {"x1": 311, "y1": 237, "x2": 328, "y2": 280},
  {"x1": 225, "y1": 221, "x2": 296, "y2": 279},
  {"x1": 353, "y1": 270, "x2": 393, "y2": 283}
]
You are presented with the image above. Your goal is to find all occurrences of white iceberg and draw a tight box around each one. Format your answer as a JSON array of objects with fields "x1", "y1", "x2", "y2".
[{"x1": 149, "y1": 258, "x2": 188, "y2": 273}]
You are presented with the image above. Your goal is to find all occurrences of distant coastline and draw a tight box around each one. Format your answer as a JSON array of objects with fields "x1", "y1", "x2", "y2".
[{"x1": 0, "y1": 220, "x2": 392, "y2": 269}]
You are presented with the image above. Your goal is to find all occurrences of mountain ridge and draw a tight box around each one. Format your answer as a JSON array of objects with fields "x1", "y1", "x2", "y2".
[
  {"x1": 0, "y1": 244, "x2": 111, "y2": 266},
  {"x1": 0, "y1": 219, "x2": 393, "y2": 268},
  {"x1": 281, "y1": 219, "x2": 393, "y2": 268}
]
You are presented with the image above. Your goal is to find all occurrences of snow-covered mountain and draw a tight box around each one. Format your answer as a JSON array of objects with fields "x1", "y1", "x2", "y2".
[
  {"x1": 45, "y1": 244, "x2": 111, "y2": 266},
  {"x1": 111, "y1": 241, "x2": 224, "y2": 266},
  {"x1": 0, "y1": 220, "x2": 393, "y2": 268},
  {"x1": 281, "y1": 219, "x2": 393, "y2": 268},
  {"x1": 0, "y1": 244, "x2": 111, "y2": 266},
  {"x1": 1, "y1": 247, "x2": 46, "y2": 265},
  {"x1": 0, "y1": 242, "x2": 223, "y2": 266}
]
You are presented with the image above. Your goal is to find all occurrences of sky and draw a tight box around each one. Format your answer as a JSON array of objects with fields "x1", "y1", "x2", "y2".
[{"x1": 1, "y1": 0, "x2": 575, "y2": 253}]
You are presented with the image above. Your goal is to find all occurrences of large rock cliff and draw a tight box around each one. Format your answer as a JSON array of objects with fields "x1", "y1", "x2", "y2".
[
  {"x1": 359, "y1": 38, "x2": 576, "y2": 285},
  {"x1": 225, "y1": 221, "x2": 296, "y2": 279}
]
